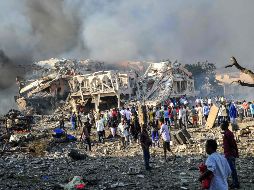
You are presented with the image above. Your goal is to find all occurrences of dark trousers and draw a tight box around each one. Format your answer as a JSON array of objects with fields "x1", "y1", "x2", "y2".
[
  {"x1": 84, "y1": 138, "x2": 91, "y2": 151},
  {"x1": 142, "y1": 148, "x2": 150, "y2": 169},
  {"x1": 227, "y1": 156, "x2": 239, "y2": 187},
  {"x1": 97, "y1": 131, "x2": 104, "y2": 143},
  {"x1": 164, "y1": 118, "x2": 169, "y2": 125}
]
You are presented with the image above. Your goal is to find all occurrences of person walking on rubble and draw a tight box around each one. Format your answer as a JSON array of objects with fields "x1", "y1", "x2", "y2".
[
  {"x1": 96, "y1": 115, "x2": 105, "y2": 143},
  {"x1": 250, "y1": 101, "x2": 254, "y2": 118},
  {"x1": 125, "y1": 107, "x2": 132, "y2": 128},
  {"x1": 229, "y1": 102, "x2": 237, "y2": 127},
  {"x1": 70, "y1": 112, "x2": 77, "y2": 130},
  {"x1": 80, "y1": 117, "x2": 91, "y2": 151},
  {"x1": 221, "y1": 121, "x2": 240, "y2": 189},
  {"x1": 59, "y1": 113, "x2": 65, "y2": 129},
  {"x1": 197, "y1": 104, "x2": 203, "y2": 126},
  {"x1": 110, "y1": 110, "x2": 118, "y2": 138},
  {"x1": 151, "y1": 119, "x2": 159, "y2": 147},
  {"x1": 77, "y1": 111, "x2": 82, "y2": 129},
  {"x1": 242, "y1": 100, "x2": 249, "y2": 118},
  {"x1": 203, "y1": 103, "x2": 210, "y2": 122},
  {"x1": 118, "y1": 119, "x2": 129, "y2": 148},
  {"x1": 159, "y1": 118, "x2": 175, "y2": 161},
  {"x1": 163, "y1": 106, "x2": 170, "y2": 125},
  {"x1": 140, "y1": 125, "x2": 152, "y2": 170},
  {"x1": 172, "y1": 106, "x2": 178, "y2": 128},
  {"x1": 198, "y1": 139, "x2": 231, "y2": 190}
]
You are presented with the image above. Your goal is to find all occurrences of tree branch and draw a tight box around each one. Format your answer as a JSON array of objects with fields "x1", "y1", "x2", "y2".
[
  {"x1": 225, "y1": 57, "x2": 254, "y2": 81},
  {"x1": 231, "y1": 80, "x2": 254, "y2": 87}
]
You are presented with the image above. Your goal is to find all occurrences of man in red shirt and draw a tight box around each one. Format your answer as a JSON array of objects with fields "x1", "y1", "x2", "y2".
[{"x1": 221, "y1": 121, "x2": 240, "y2": 189}]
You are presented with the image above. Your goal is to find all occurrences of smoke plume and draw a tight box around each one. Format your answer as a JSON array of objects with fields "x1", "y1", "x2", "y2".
[{"x1": 1, "y1": 0, "x2": 254, "y2": 113}]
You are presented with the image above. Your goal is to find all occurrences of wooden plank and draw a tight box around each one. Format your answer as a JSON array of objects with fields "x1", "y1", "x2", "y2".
[{"x1": 206, "y1": 105, "x2": 219, "y2": 129}]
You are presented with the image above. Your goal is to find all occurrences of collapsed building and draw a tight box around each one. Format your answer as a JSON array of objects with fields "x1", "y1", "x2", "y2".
[
  {"x1": 15, "y1": 59, "x2": 195, "y2": 114},
  {"x1": 137, "y1": 61, "x2": 195, "y2": 105}
]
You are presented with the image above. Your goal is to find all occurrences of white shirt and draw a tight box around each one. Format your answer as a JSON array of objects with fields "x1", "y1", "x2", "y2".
[
  {"x1": 178, "y1": 108, "x2": 184, "y2": 119},
  {"x1": 96, "y1": 119, "x2": 104, "y2": 131},
  {"x1": 208, "y1": 99, "x2": 212, "y2": 105},
  {"x1": 159, "y1": 124, "x2": 170, "y2": 142},
  {"x1": 120, "y1": 109, "x2": 125, "y2": 116},
  {"x1": 205, "y1": 152, "x2": 231, "y2": 190},
  {"x1": 125, "y1": 110, "x2": 132, "y2": 120},
  {"x1": 118, "y1": 123, "x2": 129, "y2": 137},
  {"x1": 155, "y1": 110, "x2": 160, "y2": 120}
]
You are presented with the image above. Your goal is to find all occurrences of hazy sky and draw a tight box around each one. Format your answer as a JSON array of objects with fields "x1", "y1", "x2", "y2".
[
  {"x1": 0, "y1": 0, "x2": 254, "y2": 67},
  {"x1": 1, "y1": 0, "x2": 254, "y2": 112}
]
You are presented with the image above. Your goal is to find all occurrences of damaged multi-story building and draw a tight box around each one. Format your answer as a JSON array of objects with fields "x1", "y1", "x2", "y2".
[{"x1": 15, "y1": 58, "x2": 195, "y2": 114}]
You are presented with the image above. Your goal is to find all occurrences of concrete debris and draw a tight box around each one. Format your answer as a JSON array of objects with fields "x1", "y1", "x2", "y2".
[
  {"x1": 15, "y1": 59, "x2": 196, "y2": 114},
  {"x1": 138, "y1": 61, "x2": 195, "y2": 104}
]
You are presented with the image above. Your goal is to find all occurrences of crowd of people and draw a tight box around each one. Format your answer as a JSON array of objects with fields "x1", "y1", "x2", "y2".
[{"x1": 58, "y1": 95, "x2": 253, "y2": 189}]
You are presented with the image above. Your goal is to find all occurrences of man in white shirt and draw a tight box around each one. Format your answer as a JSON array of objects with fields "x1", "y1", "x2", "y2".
[
  {"x1": 120, "y1": 107, "x2": 126, "y2": 118},
  {"x1": 125, "y1": 108, "x2": 132, "y2": 127},
  {"x1": 208, "y1": 98, "x2": 212, "y2": 105},
  {"x1": 199, "y1": 139, "x2": 231, "y2": 190},
  {"x1": 159, "y1": 119, "x2": 175, "y2": 161},
  {"x1": 178, "y1": 106, "x2": 187, "y2": 129},
  {"x1": 96, "y1": 116, "x2": 105, "y2": 143},
  {"x1": 197, "y1": 104, "x2": 203, "y2": 126},
  {"x1": 118, "y1": 119, "x2": 129, "y2": 147}
]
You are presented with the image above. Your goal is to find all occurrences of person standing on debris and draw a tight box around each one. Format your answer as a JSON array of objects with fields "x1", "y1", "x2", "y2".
[
  {"x1": 163, "y1": 106, "x2": 170, "y2": 125},
  {"x1": 190, "y1": 106, "x2": 197, "y2": 127},
  {"x1": 118, "y1": 119, "x2": 129, "y2": 148},
  {"x1": 199, "y1": 139, "x2": 231, "y2": 190},
  {"x1": 203, "y1": 103, "x2": 210, "y2": 122},
  {"x1": 120, "y1": 107, "x2": 126, "y2": 119},
  {"x1": 221, "y1": 121, "x2": 240, "y2": 189},
  {"x1": 172, "y1": 106, "x2": 178, "y2": 128},
  {"x1": 250, "y1": 101, "x2": 254, "y2": 118},
  {"x1": 80, "y1": 118, "x2": 92, "y2": 151},
  {"x1": 197, "y1": 104, "x2": 203, "y2": 126},
  {"x1": 59, "y1": 113, "x2": 65, "y2": 129},
  {"x1": 110, "y1": 110, "x2": 118, "y2": 138},
  {"x1": 148, "y1": 107, "x2": 155, "y2": 127},
  {"x1": 96, "y1": 116, "x2": 105, "y2": 143},
  {"x1": 229, "y1": 102, "x2": 237, "y2": 126},
  {"x1": 77, "y1": 111, "x2": 82, "y2": 129},
  {"x1": 181, "y1": 105, "x2": 188, "y2": 129},
  {"x1": 70, "y1": 112, "x2": 77, "y2": 130},
  {"x1": 140, "y1": 125, "x2": 152, "y2": 170},
  {"x1": 151, "y1": 119, "x2": 159, "y2": 147},
  {"x1": 155, "y1": 107, "x2": 161, "y2": 127},
  {"x1": 178, "y1": 106, "x2": 186, "y2": 129},
  {"x1": 125, "y1": 108, "x2": 132, "y2": 127},
  {"x1": 242, "y1": 100, "x2": 249, "y2": 118},
  {"x1": 88, "y1": 111, "x2": 94, "y2": 127},
  {"x1": 159, "y1": 118, "x2": 175, "y2": 161}
]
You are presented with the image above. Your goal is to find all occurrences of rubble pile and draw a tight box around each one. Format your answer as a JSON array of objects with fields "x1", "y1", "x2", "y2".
[
  {"x1": 139, "y1": 61, "x2": 194, "y2": 103},
  {"x1": 16, "y1": 59, "x2": 196, "y2": 114},
  {"x1": 0, "y1": 116, "x2": 253, "y2": 189}
]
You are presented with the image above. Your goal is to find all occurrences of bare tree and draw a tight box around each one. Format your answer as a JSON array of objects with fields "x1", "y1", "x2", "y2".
[{"x1": 225, "y1": 57, "x2": 254, "y2": 87}]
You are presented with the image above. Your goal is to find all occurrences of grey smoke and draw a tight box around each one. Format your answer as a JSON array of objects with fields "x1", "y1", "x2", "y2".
[{"x1": 1, "y1": 0, "x2": 254, "y2": 113}]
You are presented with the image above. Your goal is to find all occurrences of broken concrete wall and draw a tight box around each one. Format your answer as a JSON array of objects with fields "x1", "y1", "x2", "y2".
[{"x1": 15, "y1": 58, "x2": 195, "y2": 114}]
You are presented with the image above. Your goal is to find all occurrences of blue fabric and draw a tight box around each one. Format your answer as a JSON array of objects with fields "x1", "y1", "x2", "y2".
[
  {"x1": 203, "y1": 106, "x2": 210, "y2": 115},
  {"x1": 229, "y1": 104, "x2": 237, "y2": 118},
  {"x1": 67, "y1": 134, "x2": 77, "y2": 141},
  {"x1": 227, "y1": 156, "x2": 239, "y2": 187},
  {"x1": 54, "y1": 128, "x2": 64, "y2": 134},
  {"x1": 164, "y1": 110, "x2": 169, "y2": 118}
]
